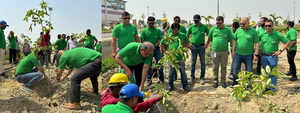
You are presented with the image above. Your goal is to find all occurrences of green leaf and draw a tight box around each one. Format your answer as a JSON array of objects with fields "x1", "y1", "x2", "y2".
[
  {"x1": 266, "y1": 65, "x2": 271, "y2": 73},
  {"x1": 261, "y1": 69, "x2": 267, "y2": 76},
  {"x1": 259, "y1": 107, "x2": 264, "y2": 112},
  {"x1": 267, "y1": 78, "x2": 271, "y2": 85}
]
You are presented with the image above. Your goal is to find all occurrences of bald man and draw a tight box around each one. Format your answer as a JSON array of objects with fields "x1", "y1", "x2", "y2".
[
  {"x1": 231, "y1": 17, "x2": 259, "y2": 87},
  {"x1": 115, "y1": 42, "x2": 154, "y2": 102}
]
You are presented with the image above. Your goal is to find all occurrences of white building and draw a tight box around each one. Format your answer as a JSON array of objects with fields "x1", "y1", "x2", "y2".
[{"x1": 102, "y1": 0, "x2": 127, "y2": 26}]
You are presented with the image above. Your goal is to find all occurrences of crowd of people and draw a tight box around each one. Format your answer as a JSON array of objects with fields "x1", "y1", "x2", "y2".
[{"x1": 0, "y1": 9, "x2": 298, "y2": 112}]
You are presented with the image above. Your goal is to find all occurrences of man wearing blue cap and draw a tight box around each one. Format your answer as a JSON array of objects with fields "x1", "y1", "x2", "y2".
[
  {"x1": 0, "y1": 20, "x2": 9, "y2": 78},
  {"x1": 102, "y1": 84, "x2": 145, "y2": 113}
]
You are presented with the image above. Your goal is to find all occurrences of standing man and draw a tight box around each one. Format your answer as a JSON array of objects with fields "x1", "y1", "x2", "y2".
[
  {"x1": 140, "y1": 16, "x2": 164, "y2": 84},
  {"x1": 260, "y1": 20, "x2": 290, "y2": 90},
  {"x1": 168, "y1": 16, "x2": 187, "y2": 34},
  {"x1": 205, "y1": 16, "x2": 232, "y2": 88},
  {"x1": 284, "y1": 21, "x2": 298, "y2": 81},
  {"x1": 15, "y1": 50, "x2": 47, "y2": 92},
  {"x1": 111, "y1": 11, "x2": 140, "y2": 58},
  {"x1": 115, "y1": 42, "x2": 154, "y2": 102},
  {"x1": 7, "y1": 31, "x2": 17, "y2": 65},
  {"x1": 0, "y1": 20, "x2": 9, "y2": 78},
  {"x1": 54, "y1": 34, "x2": 67, "y2": 67},
  {"x1": 228, "y1": 22, "x2": 240, "y2": 79},
  {"x1": 52, "y1": 34, "x2": 61, "y2": 65},
  {"x1": 56, "y1": 47, "x2": 102, "y2": 110},
  {"x1": 23, "y1": 39, "x2": 31, "y2": 56},
  {"x1": 160, "y1": 18, "x2": 169, "y2": 57},
  {"x1": 160, "y1": 23, "x2": 191, "y2": 92},
  {"x1": 95, "y1": 41, "x2": 102, "y2": 53},
  {"x1": 40, "y1": 28, "x2": 51, "y2": 68},
  {"x1": 231, "y1": 17, "x2": 259, "y2": 87},
  {"x1": 84, "y1": 29, "x2": 98, "y2": 50},
  {"x1": 188, "y1": 14, "x2": 209, "y2": 84},
  {"x1": 66, "y1": 34, "x2": 78, "y2": 50},
  {"x1": 256, "y1": 17, "x2": 268, "y2": 75}
]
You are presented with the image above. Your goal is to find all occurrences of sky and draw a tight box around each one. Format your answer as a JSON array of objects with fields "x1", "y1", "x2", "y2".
[
  {"x1": 0, "y1": 0, "x2": 101, "y2": 43},
  {"x1": 124, "y1": 0, "x2": 300, "y2": 25}
]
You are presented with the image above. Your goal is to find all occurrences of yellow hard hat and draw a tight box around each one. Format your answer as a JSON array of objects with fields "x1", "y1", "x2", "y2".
[
  {"x1": 109, "y1": 73, "x2": 129, "y2": 84},
  {"x1": 180, "y1": 23, "x2": 184, "y2": 26},
  {"x1": 250, "y1": 22, "x2": 256, "y2": 27},
  {"x1": 14, "y1": 35, "x2": 17, "y2": 38},
  {"x1": 46, "y1": 27, "x2": 50, "y2": 31},
  {"x1": 161, "y1": 18, "x2": 168, "y2": 22}
]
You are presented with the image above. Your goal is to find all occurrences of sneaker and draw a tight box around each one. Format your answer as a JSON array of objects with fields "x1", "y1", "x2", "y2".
[
  {"x1": 167, "y1": 86, "x2": 174, "y2": 91},
  {"x1": 200, "y1": 79, "x2": 205, "y2": 85},
  {"x1": 228, "y1": 75, "x2": 233, "y2": 80},
  {"x1": 189, "y1": 78, "x2": 195, "y2": 84},
  {"x1": 20, "y1": 85, "x2": 33, "y2": 93},
  {"x1": 289, "y1": 76, "x2": 298, "y2": 81},
  {"x1": 0, "y1": 73, "x2": 8, "y2": 78},
  {"x1": 183, "y1": 86, "x2": 191, "y2": 92},
  {"x1": 213, "y1": 82, "x2": 218, "y2": 88},
  {"x1": 221, "y1": 82, "x2": 227, "y2": 88},
  {"x1": 284, "y1": 71, "x2": 292, "y2": 76}
]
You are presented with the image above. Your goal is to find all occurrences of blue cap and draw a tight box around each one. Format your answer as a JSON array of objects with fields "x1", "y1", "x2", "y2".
[
  {"x1": 193, "y1": 14, "x2": 201, "y2": 21},
  {"x1": 119, "y1": 84, "x2": 145, "y2": 99},
  {"x1": 0, "y1": 20, "x2": 9, "y2": 27}
]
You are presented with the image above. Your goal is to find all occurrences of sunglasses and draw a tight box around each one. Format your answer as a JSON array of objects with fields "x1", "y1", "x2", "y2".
[
  {"x1": 240, "y1": 23, "x2": 246, "y2": 26},
  {"x1": 123, "y1": 17, "x2": 130, "y2": 20},
  {"x1": 149, "y1": 23, "x2": 155, "y2": 25},
  {"x1": 216, "y1": 23, "x2": 222, "y2": 25},
  {"x1": 175, "y1": 20, "x2": 180, "y2": 22},
  {"x1": 265, "y1": 25, "x2": 272, "y2": 28}
]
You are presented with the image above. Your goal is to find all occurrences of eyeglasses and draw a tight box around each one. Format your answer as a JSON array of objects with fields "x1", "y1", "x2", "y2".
[
  {"x1": 240, "y1": 23, "x2": 246, "y2": 26},
  {"x1": 216, "y1": 23, "x2": 223, "y2": 25},
  {"x1": 149, "y1": 23, "x2": 155, "y2": 25},
  {"x1": 175, "y1": 20, "x2": 180, "y2": 22},
  {"x1": 144, "y1": 50, "x2": 151, "y2": 56},
  {"x1": 123, "y1": 17, "x2": 130, "y2": 20},
  {"x1": 265, "y1": 25, "x2": 272, "y2": 28}
]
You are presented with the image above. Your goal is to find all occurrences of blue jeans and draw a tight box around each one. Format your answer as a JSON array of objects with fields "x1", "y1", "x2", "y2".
[
  {"x1": 86, "y1": 47, "x2": 93, "y2": 50},
  {"x1": 168, "y1": 59, "x2": 188, "y2": 88},
  {"x1": 16, "y1": 68, "x2": 43, "y2": 87},
  {"x1": 190, "y1": 45, "x2": 206, "y2": 79},
  {"x1": 232, "y1": 53, "x2": 253, "y2": 85},
  {"x1": 261, "y1": 55, "x2": 278, "y2": 90},
  {"x1": 147, "y1": 48, "x2": 164, "y2": 82}
]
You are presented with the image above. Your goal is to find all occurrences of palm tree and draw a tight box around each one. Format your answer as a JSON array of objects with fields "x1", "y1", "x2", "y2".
[
  {"x1": 162, "y1": 11, "x2": 167, "y2": 18},
  {"x1": 151, "y1": 12, "x2": 155, "y2": 17},
  {"x1": 269, "y1": 13, "x2": 282, "y2": 26},
  {"x1": 201, "y1": 15, "x2": 214, "y2": 25}
]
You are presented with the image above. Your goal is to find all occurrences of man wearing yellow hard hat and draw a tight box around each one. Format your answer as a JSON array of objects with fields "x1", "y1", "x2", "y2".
[
  {"x1": 40, "y1": 27, "x2": 51, "y2": 68},
  {"x1": 101, "y1": 73, "x2": 163, "y2": 113},
  {"x1": 160, "y1": 18, "x2": 169, "y2": 57}
]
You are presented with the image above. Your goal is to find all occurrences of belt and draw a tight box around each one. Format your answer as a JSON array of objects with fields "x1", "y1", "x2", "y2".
[
  {"x1": 118, "y1": 47, "x2": 124, "y2": 49},
  {"x1": 155, "y1": 46, "x2": 160, "y2": 49},
  {"x1": 262, "y1": 53, "x2": 272, "y2": 56},
  {"x1": 192, "y1": 43, "x2": 205, "y2": 46}
]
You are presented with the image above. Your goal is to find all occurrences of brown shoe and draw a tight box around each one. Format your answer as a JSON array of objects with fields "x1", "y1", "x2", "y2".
[
  {"x1": 86, "y1": 88, "x2": 98, "y2": 95},
  {"x1": 63, "y1": 102, "x2": 82, "y2": 110}
]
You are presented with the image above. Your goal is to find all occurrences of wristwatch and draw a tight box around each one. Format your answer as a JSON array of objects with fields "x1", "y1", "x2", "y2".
[
  {"x1": 279, "y1": 49, "x2": 283, "y2": 52},
  {"x1": 254, "y1": 54, "x2": 259, "y2": 57}
]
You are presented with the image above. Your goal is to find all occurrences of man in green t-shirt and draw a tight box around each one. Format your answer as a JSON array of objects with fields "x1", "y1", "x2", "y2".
[
  {"x1": 112, "y1": 11, "x2": 140, "y2": 58},
  {"x1": 260, "y1": 20, "x2": 290, "y2": 90},
  {"x1": 140, "y1": 16, "x2": 164, "y2": 85},
  {"x1": 168, "y1": 16, "x2": 187, "y2": 34},
  {"x1": 15, "y1": 50, "x2": 47, "y2": 93},
  {"x1": 102, "y1": 84, "x2": 145, "y2": 113},
  {"x1": 256, "y1": 17, "x2": 268, "y2": 75},
  {"x1": 7, "y1": 31, "x2": 17, "y2": 65},
  {"x1": 228, "y1": 22, "x2": 240, "y2": 80},
  {"x1": 160, "y1": 23, "x2": 191, "y2": 92},
  {"x1": 205, "y1": 16, "x2": 232, "y2": 88},
  {"x1": 54, "y1": 35, "x2": 67, "y2": 67},
  {"x1": 0, "y1": 20, "x2": 9, "y2": 78},
  {"x1": 188, "y1": 14, "x2": 209, "y2": 84},
  {"x1": 231, "y1": 17, "x2": 260, "y2": 87},
  {"x1": 37, "y1": 32, "x2": 43, "y2": 48},
  {"x1": 56, "y1": 47, "x2": 102, "y2": 110},
  {"x1": 52, "y1": 34, "x2": 61, "y2": 65},
  {"x1": 95, "y1": 41, "x2": 102, "y2": 53},
  {"x1": 84, "y1": 29, "x2": 98, "y2": 49},
  {"x1": 115, "y1": 42, "x2": 153, "y2": 100},
  {"x1": 284, "y1": 21, "x2": 298, "y2": 81}
]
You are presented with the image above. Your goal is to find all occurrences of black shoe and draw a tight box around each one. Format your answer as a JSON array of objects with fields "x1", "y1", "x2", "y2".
[
  {"x1": 221, "y1": 82, "x2": 227, "y2": 88},
  {"x1": 289, "y1": 76, "x2": 298, "y2": 81},
  {"x1": 284, "y1": 71, "x2": 292, "y2": 76},
  {"x1": 0, "y1": 73, "x2": 8, "y2": 78},
  {"x1": 167, "y1": 87, "x2": 174, "y2": 91},
  {"x1": 183, "y1": 86, "x2": 191, "y2": 92},
  {"x1": 230, "y1": 84, "x2": 236, "y2": 88},
  {"x1": 213, "y1": 82, "x2": 218, "y2": 88}
]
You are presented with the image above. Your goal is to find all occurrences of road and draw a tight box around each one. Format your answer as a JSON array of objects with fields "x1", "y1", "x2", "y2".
[{"x1": 101, "y1": 33, "x2": 112, "y2": 40}]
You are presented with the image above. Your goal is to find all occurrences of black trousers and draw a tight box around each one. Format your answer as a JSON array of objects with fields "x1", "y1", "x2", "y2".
[
  {"x1": 128, "y1": 62, "x2": 144, "y2": 103},
  {"x1": 256, "y1": 53, "x2": 262, "y2": 74},
  {"x1": 287, "y1": 49, "x2": 297, "y2": 77},
  {"x1": 9, "y1": 49, "x2": 17, "y2": 64},
  {"x1": 70, "y1": 57, "x2": 102, "y2": 103}
]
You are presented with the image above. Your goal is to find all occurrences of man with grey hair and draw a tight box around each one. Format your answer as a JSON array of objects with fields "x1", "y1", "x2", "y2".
[
  {"x1": 231, "y1": 17, "x2": 259, "y2": 87},
  {"x1": 115, "y1": 42, "x2": 154, "y2": 102}
]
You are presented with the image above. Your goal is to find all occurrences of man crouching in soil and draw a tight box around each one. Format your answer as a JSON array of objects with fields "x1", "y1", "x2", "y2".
[{"x1": 56, "y1": 47, "x2": 102, "y2": 110}]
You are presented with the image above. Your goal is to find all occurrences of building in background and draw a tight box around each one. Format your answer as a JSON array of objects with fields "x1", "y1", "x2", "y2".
[{"x1": 102, "y1": 0, "x2": 127, "y2": 26}]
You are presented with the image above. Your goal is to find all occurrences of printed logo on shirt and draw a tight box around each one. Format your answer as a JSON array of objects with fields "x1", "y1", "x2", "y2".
[
  {"x1": 133, "y1": 32, "x2": 135, "y2": 34},
  {"x1": 201, "y1": 32, "x2": 204, "y2": 34},
  {"x1": 248, "y1": 35, "x2": 252, "y2": 38},
  {"x1": 272, "y1": 41, "x2": 276, "y2": 43},
  {"x1": 223, "y1": 35, "x2": 227, "y2": 37}
]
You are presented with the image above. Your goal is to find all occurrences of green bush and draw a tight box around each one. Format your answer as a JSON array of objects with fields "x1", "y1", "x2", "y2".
[
  {"x1": 101, "y1": 57, "x2": 118, "y2": 73},
  {"x1": 5, "y1": 55, "x2": 9, "y2": 61}
]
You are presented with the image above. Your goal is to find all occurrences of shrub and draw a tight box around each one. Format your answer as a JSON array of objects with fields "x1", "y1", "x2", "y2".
[
  {"x1": 5, "y1": 55, "x2": 9, "y2": 61},
  {"x1": 101, "y1": 57, "x2": 118, "y2": 73}
]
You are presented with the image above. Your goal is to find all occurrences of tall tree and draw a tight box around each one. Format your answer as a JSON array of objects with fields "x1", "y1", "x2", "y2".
[
  {"x1": 222, "y1": 13, "x2": 225, "y2": 19},
  {"x1": 269, "y1": 13, "x2": 282, "y2": 26},
  {"x1": 141, "y1": 13, "x2": 145, "y2": 21},
  {"x1": 202, "y1": 15, "x2": 214, "y2": 25},
  {"x1": 151, "y1": 12, "x2": 155, "y2": 17},
  {"x1": 259, "y1": 12, "x2": 262, "y2": 18},
  {"x1": 162, "y1": 11, "x2": 167, "y2": 18},
  {"x1": 181, "y1": 19, "x2": 188, "y2": 24},
  {"x1": 233, "y1": 13, "x2": 240, "y2": 22}
]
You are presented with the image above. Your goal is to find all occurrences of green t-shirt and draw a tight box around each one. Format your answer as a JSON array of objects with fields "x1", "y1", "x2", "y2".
[
  {"x1": 55, "y1": 39, "x2": 67, "y2": 50},
  {"x1": 160, "y1": 32, "x2": 190, "y2": 59},
  {"x1": 259, "y1": 30, "x2": 289, "y2": 54},
  {"x1": 233, "y1": 26, "x2": 259, "y2": 55},
  {"x1": 9, "y1": 36, "x2": 17, "y2": 49},
  {"x1": 37, "y1": 37, "x2": 41, "y2": 43},
  {"x1": 208, "y1": 26, "x2": 233, "y2": 51},
  {"x1": 168, "y1": 25, "x2": 187, "y2": 35},
  {"x1": 77, "y1": 43, "x2": 81, "y2": 47},
  {"x1": 257, "y1": 27, "x2": 266, "y2": 49},
  {"x1": 286, "y1": 28, "x2": 297, "y2": 50},
  {"x1": 230, "y1": 30, "x2": 236, "y2": 49},
  {"x1": 140, "y1": 27, "x2": 163, "y2": 45},
  {"x1": 15, "y1": 54, "x2": 40, "y2": 75},
  {"x1": 49, "y1": 42, "x2": 52, "y2": 50},
  {"x1": 118, "y1": 42, "x2": 152, "y2": 66},
  {"x1": 0, "y1": 28, "x2": 6, "y2": 49},
  {"x1": 187, "y1": 23, "x2": 209, "y2": 45},
  {"x1": 85, "y1": 35, "x2": 97, "y2": 47},
  {"x1": 58, "y1": 47, "x2": 102, "y2": 69},
  {"x1": 112, "y1": 22, "x2": 138, "y2": 48},
  {"x1": 95, "y1": 43, "x2": 102, "y2": 51},
  {"x1": 102, "y1": 102, "x2": 134, "y2": 113}
]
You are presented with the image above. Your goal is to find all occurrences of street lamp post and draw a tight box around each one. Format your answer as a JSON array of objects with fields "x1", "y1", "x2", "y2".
[
  {"x1": 294, "y1": 1, "x2": 296, "y2": 22},
  {"x1": 217, "y1": 0, "x2": 219, "y2": 16},
  {"x1": 48, "y1": 7, "x2": 53, "y2": 22},
  {"x1": 147, "y1": 6, "x2": 149, "y2": 17}
]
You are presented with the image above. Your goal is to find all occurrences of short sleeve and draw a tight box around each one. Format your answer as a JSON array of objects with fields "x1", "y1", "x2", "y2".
[
  {"x1": 118, "y1": 45, "x2": 135, "y2": 59},
  {"x1": 205, "y1": 26, "x2": 209, "y2": 35},
  {"x1": 253, "y1": 30, "x2": 259, "y2": 43},
  {"x1": 228, "y1": 28, "x2": 233, "y2": 40},
  {"x1": 182, "y1": 26, "x2": 187, "y2": 34},
  {"x1": 134, "y1": 26, "x2": 138, "y2": 36},
  {"x1": 158, "y1": 30, "x2": 163, "y2": 39},
  {"x1": 187, "y1": 26, "x2": 192, "y2": 36},
  {"x1": 140, "y1": 29, "x2": 145, "y2": 40},
  {"x1": 233, "y1": 29, "x2": 239, "y2": 41},
  {"x1": 168, "y1": 28, "x2": 171, "y2": 34},
  {"x1": 93, "y1": 35, "x2": 97, "y2": 40},
  {"x1": 144, "y1": 53, "x2": 153, "y2": 65},
  {"x1": 183, "y1": 35, "x2": 190, "y2": 43},
  {"x1": 31, "y1": 56, "x2": 40, "y2": 67},
  {"x1": 55, "y1": 40, "x2": 60, "y2": 45},
  {"x1": 58, "y1": 55, "x2": 68, "y2": 69},
  {"x1": 208, "y1": 27, "x2": 214, "y2": 38},
  {"x1": 279, "y1": 32, "x2": 289, "y2": 44},
  {"x1": 290, "y1": 30, "x2": 297, "y2": 41},
  {"x1": 112, "y1": 26, "x2": 119, "y2": 38}
]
